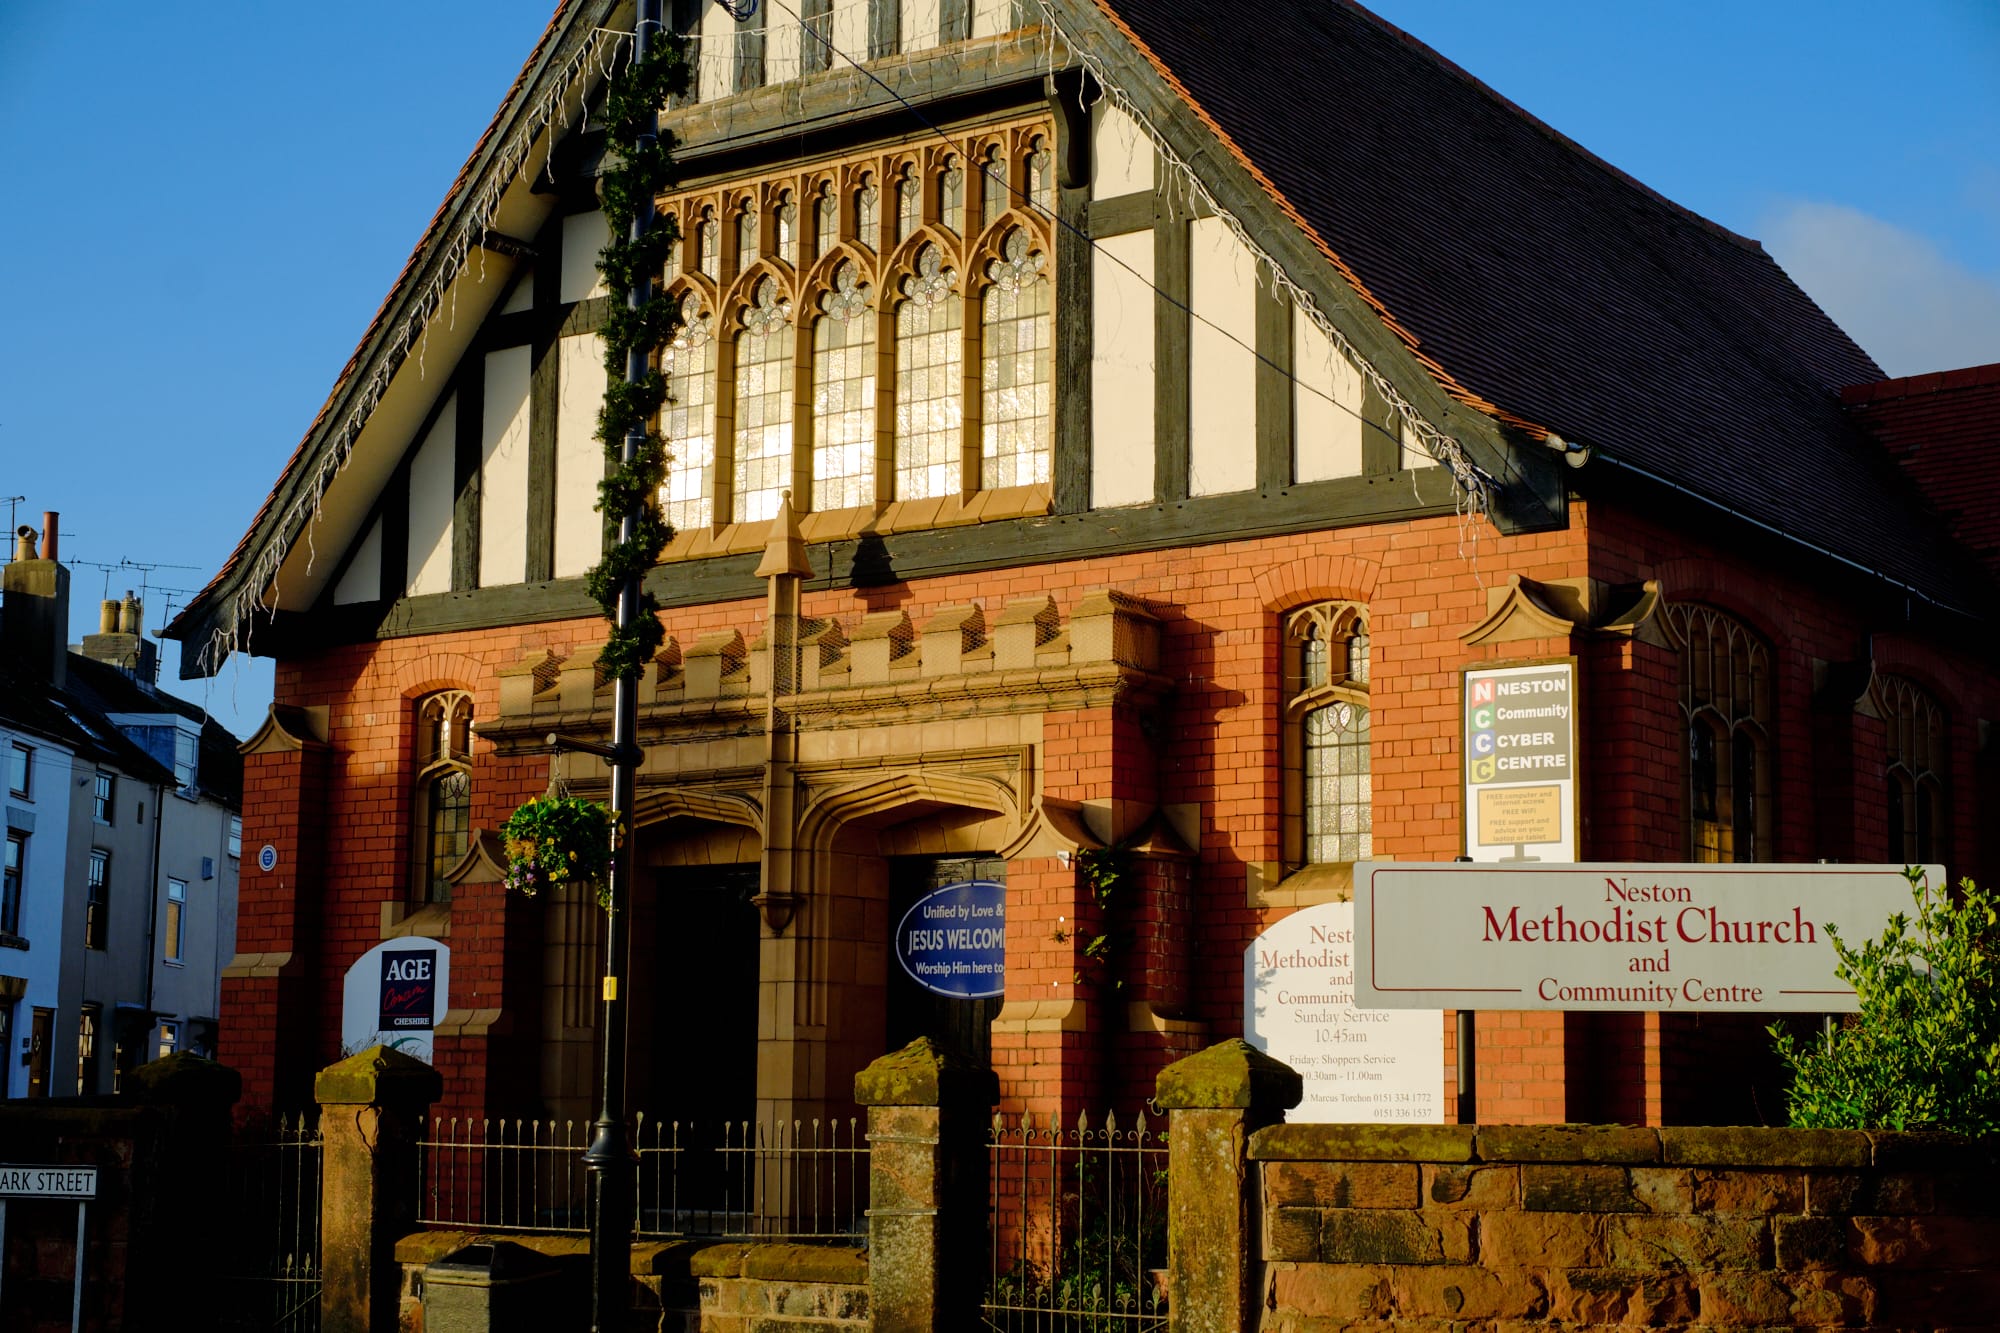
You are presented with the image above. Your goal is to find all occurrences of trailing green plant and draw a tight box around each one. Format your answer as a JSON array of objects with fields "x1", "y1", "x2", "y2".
[
  {"x1": 502, "y1": 796, "x2": 614, "y2": 907},
  {"x1": 1770, "y1": 868, "x2": 2000, "y2": 1133},
  {"x1": 586, "y1": 26, "x2": 691, "y2": 679},
  {"x1": 1074, "y1": 845, "x2": 1134, "y2": 990}
]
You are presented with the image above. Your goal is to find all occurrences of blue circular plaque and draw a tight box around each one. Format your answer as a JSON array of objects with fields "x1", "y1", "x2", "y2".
[
  {"x1": 895, "y1": 880, "x2": 1006, "y2": 999},
  {"x1": 258, "y1": 844, "x2": 278, "y2": 873}
]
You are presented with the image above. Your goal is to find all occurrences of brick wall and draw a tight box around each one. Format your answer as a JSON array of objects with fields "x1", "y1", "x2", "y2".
[{"x1": 1253, "y1": 1122, "x2": 2000, "y2": 1329}]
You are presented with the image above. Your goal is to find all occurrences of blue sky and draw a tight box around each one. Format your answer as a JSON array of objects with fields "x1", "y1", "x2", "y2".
[{"x1": 2, "y1": 1, "x2": 1995, "y2": 741}]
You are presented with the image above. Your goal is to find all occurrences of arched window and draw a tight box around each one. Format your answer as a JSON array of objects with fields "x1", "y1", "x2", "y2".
[
  {"x1": 854, "y1": 175, "x2": 879, "y2": 247},
  {"x1": 1028, "y1": 135, "x2": 1053, "y2": 213},
  {"x1": 1282, "y1": 603, "x2": 1371, "y2": 866},
  {"x1": 697, "y1": 207, "x2": 719, "y2": 279},
  {"x1": 413, "y1": 691, "x2": 473, "y2": 905},
  {"x1": 775, "y1": 191, "x2": 798, "y2": 268},
  {"x1": 1666, "y1": 602, "x2": 1773, "y2": 862},
  {"x1": 662, "y1": 293, "x2": 717, "y2": 530},
  {"x1": 814, "y1": 185, "x2": 837, "y2": 261},
  {"x1": 979, "y1": 144, "x2": 1008, "y2": 229},
  {"x1": 812, "y1": 260, "x2": 876, "y2": 510},
  {"x1": 734, "y1": 202, "x2": 758, "y2": 275},
  {"x1": 895, "y1": 165, "x2": 921, "y2": 243},
  {"x1": 662, "y1": 209, "x2": 682, "y2": 281},
  {"x1": 1876, "y1": 673, "x2": 1948, "y2": 865},
  {"x1": 980, "y1": 228, "x2": 1051, "y2": 488},
  {"x1": 732, "y1": 277, "x2": 796, "y2": 523},
  {"x1": 938, "y1": 156, "x2": 964, "y2": 232},
  {"x1": 894, "y1": 243, "x2": 963, "y2": 500}
]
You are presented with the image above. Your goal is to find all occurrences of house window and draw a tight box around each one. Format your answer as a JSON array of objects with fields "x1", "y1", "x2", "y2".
[
  {"x1": 980, "y1": 228, "x2": 1052, "y2": 489},
  {"x1": 1877, "y1": 673, "x2": 1947, "y2": 865},
  {"x1": 164, "y1": 878, "x2": 186, "y2": 963},
  {"x1": 7, "y1": 743, "x2": 29, "y2": 798},
  {"x1": 156, "y1": 1020, "x2": 179, "y2": 1061},
  {"x1": 1666, "y1": 602, "x2": 1773, "y2": 862},
  {"x1": 228, "y1": 814, "x2": 242, "y2": 860},
  {"x1": 414, "y1": 690, "x2": 475, "y2": 904},
  {"x1": 894, "y1": 244, "x2": 963, "y2": 500},
  {"x1": 94, "y1": 772, "x2": 114, "y2": 824},
  {"x1": 731, "y1": 277, "x2": 797, "y2": 524},
  {"x1": 662, "y1": 294, "x2": 718, "y2": 531},
  {"x1": 1282, "y1": 603, "x2": 1371, "y2": 866},
  {"x1": 812, "y1": 261, "x2": 877, "y2": 510},
  {"x1": 2, "y1": 831, "x2": 23, "y2": 936},
  {"x1": 173, "y1": 729, "x2": 198, "y2": 794},
  {"x1": 86, "y1": 850, "x2": 108, "y2": 950},
  {"x1": 77, "y1": 1005, "x2": 99, "y2": 1094}
]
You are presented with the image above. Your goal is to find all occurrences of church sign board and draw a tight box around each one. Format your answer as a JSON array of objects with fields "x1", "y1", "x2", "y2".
[
  {"x1": 1463, "y1": 661, "x2": 1578, "y2": 863},
  {"x1": 1353, "y1": 862, "x2": 1933, "y2": 1013},
  {"x1": 896, "y1": 880, "x2": 1005, "y2": 1000},
  {"x1": 1245, "y1": 902, "x2": 1444, "y2": 1123}
]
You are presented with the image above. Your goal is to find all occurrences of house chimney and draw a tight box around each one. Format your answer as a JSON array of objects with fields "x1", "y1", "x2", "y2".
[
  {"x1": 1, "y1": 515, "x2": 70, "y2": 687},
  {"x1": 83, "y1": 587, "x2": 157, "y2": 680}
]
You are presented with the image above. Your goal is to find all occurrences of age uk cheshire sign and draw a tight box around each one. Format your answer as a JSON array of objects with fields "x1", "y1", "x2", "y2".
[{"x1": 1352, "y1": 863, "x2": 1933, "y2": 1013}]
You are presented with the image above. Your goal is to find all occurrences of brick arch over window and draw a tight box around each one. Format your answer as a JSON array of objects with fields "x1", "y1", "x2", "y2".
[
  {"x1": 1663, "y1": 602, "x2": 1774, "y2": 863},
  {"x1": 1253, "y1": 555, "x2": 1380, "y2": 613}
]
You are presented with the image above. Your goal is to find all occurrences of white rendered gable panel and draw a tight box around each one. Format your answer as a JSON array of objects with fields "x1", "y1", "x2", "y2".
[
  {"x1": 972, "y1": 0, "x2": 1016, "y2": 39},
  {"x1": 332, "y1": 517, "x2": 383, "y2": 605},
  {"x1": 1293, "y1": 310, "x2": 1363, "y2": 482},
  {"x1": 832, "y1": 0, "x2": 870, "y2": 65},
  {"x1": 1091, "y1": 231, "x2": 1155, "y2": 509},
  {"x1": 765, "y1": 8, "x2": 801, "y2": 83},
  {"x1": 1401, "y1": 419, "x2": 1438, "y2": 470},
  {"x1": 899, "y1": 0, "x2": 939, "y2": 51},
  {"x1": 480, "y1": 346, "x2": 533, "y2": 587},
  {"x1": 406, "y1": 396, "x2": 456, "y2": 597},
  {"x1": 699, "y1": 2, "x2": 743, "y2": 102},
  {"x1": 561, "y1": 212, "x2": 610, "y2": 303},
  {"x1": 500, "y1": 269, "x2": 535, "y2": 314},
  {"x1": 1187, "y1": 217, "x2": 1257, "y2": 496},
  {"x1": 1091, "y1": 101, "x2": 1154, "y2": 200},
  {"x1": 556, "y1": 335, "x2": 608, "y2": 578}
]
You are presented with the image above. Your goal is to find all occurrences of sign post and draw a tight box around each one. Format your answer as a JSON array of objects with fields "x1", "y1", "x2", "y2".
[
  {"x1": 1353, "y1": 862, "x2": 1933, "y2": 1012},
  {"x1": 0, "y1": 1164, "x2": 98, "y2": 1332}
]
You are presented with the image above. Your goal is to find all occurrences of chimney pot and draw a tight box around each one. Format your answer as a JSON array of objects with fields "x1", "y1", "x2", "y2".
[
  {"x1": 12, "y1": 526, "x2": 35, "y2": 562},
  {"x1": 41, "y1": 511, "x2": 57, "y2": 563},
  {"x1": 119, "y1": 595, "x2": 142, "y2": 636},
  {"x1": 100, "y1": 600, "x2": 120, "y2": 634}
]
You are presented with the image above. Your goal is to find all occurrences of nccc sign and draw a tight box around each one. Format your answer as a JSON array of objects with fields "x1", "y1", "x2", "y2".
[{"x1": 1354, "y1": 862, "x2": 1932, "y2": 1013}]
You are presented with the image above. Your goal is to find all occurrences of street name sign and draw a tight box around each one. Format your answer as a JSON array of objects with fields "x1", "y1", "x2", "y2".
[
  {"x1": 0, "y1": 1166, "x2": 96, "y2": 1199},
  {"x1": 1354, "y1": 862, "x2": 1934, "y2": 1012},
  {"x1": 1245, "y1": 902, "x2": 1444, "y2": 1122}
]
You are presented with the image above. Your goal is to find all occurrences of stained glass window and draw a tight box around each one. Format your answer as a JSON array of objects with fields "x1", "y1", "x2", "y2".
[
  {"x1": 939, "y1": 157, "x2": 964, "y2": 232},
  {"x1": 733, "y1": 278, "x2": 796, "y2": 524},
  {"x1": 855, "y1": 175, "x2": 879, "y2": 246},
  {"x1": 663, "y1": 210, "x2": 682, "y2": 281},
  {"x1": 698, "y1": 208, "x2": 719, "y2": 279},
  {"x1": 1029, "y1": 136, "x2": 1053, "y2": 213},
  {"x1": 663, "y1": 293, "x2": 717, "y2": 530},
  {"x1": 980, "y1": 229, "x2": 1051, "y2": 488},
  {"x1": 813, "y1": 261, "x2": 876, "y2": 510},
  {"x1": 1284, "y1": 604, "x2": 1371, "y2": 866},
  {"x1": 894, "y1": 244, "x2": 963, "y2": 500},
  {"x1": 735, "y1": 203, "x2": 758, "y2": 275},
  {"x1": 896, "y1": 166, "x2": 921, "y2": 243},
  {"x1": 1878, "y1": 674, "x2": 1947, "y2": 865},
  {"x1": 1304, "y1": 701, "x2": 1371, "y2": 864},
  {"x1": 1666, "y1": 602, "x2": 1773, "y2": 863},
  {"x1": 980, "y1": 145, "x2": 1008, "y2": 229},
  {"x1": 776, "y1": 191, "x2": 798, "y2": 267},
  {"x1": 413, "y1": 690, "x2": 474, "y2": 905},
  {"x1": 815, "y1": 186, "x2": 837, "y2": 260}
]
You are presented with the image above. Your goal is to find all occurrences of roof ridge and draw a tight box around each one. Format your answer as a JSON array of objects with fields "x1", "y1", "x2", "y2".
[{"x1": 1330, "y1": 0, "x2": 1767, "y2": 254}]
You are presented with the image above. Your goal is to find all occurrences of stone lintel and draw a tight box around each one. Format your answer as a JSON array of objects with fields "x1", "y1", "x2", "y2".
[
  {"x1": 1156, "y1": 1038, "x2": 1303, "y2": 1112},
  {"x1": 220, "y1": 949, "x2": 297, "y2": 979}
]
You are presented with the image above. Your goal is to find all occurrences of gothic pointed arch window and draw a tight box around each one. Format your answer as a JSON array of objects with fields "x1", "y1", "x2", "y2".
[
  {"x1": 1876, "y1": 673, "x2": 1948, "y2": 865},
  {"x1": 938, "y1": 156, "x2": 964, "y2": 233},
  {"x1": 894, "y1": 243, "x2": 963, "y2": 499},
  {"x1": 413, "y1": 690, "x2": 474, "y2": 904},
  {"x1": 813, "y1": 183, "x2": 838, "y2": 261},
  {"x1": 733, "y1": 277, "x2": 796, "y2": 523},
  {"x1": 979, "y1": 144, "x2": 1008, "y2": 229},
  {"x1": 1666, "y1": 602, "x2": 1774, "y2": 862},
  {"x1": 855, "y1": 174, "x2": 879, "y2": 248},
  {"x1": 775, "y1": 191, "x2": 798, "y2": 268},
  {"x1": 812, "y1": 260, "x2": 876, "y2": 509},
  {"x1": 1283, "y1": 603, "x2": 1371, "y2": 866},
  {"x1": 662, "y1": 292, "x2": 717, "y2": 530},
  {"x1": 980, "y1": 227, "x2": 1051, "y2": 488}
]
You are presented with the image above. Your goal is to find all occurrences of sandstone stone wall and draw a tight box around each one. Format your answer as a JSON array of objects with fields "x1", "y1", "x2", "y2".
[{"x1": 1252, "y1": 1123, "x2": 1999, "y2": 1330}]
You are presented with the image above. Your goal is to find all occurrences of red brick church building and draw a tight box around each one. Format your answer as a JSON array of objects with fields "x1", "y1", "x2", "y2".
[{"x1": 171, "y1": 0, "x2": 2000, "y2": 1130}]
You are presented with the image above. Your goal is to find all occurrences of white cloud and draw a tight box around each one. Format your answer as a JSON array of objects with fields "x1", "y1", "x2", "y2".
[{"x1": 1758, "y1": 200, "x2": 2000, "y2": 379}]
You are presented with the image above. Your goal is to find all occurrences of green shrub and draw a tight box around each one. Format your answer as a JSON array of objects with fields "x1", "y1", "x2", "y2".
[{"x1": 1771, "y1": 869, "x2": 2000, "y2": 1132}]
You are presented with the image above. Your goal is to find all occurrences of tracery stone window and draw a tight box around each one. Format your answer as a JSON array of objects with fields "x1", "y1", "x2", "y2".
[
  {"x1": 980, "y1": 144, "x2": 1008, "y2": 228},
  {"x1": 1876, "y1": 673, "x2": 1947, "y2": 865},
  {"x1": 814, "y1": 185, "x2": 838, "y2": 260},
  {"x1": 895, "y1": 165, "x2": 922, "y2": 244},
  {"x1": 812, "y1": 261, "x2": 876, "y2": 509},
  {"x1": 980, "y1": 228, "x2": 1051, "y2": 488},
  {"x1": 413, "y1": 690, "x2": 474, "y2": 905},
  {"x1": 939, "y1": 157, "x2": 964, "y2": 232},
  {"x1": 697, "y1": 207, "x2": 720, "y2": 279},
  {"x1": 734, "y1": 202, "x2": 759, "y2": 275},
  {"x1": 1282, "y1": 603, "x2": 1371, "y2": 866},
  {"x1": 895, "y1": 244, "x2": 964, "y2": 500},
  {"x1": 855, "y1": 175, "x2": 879, "y2": 247},
  {"x1": 663, "y1": 293, "x2": 717, "y2": 530},
  {"x1": 1028, "y1": 136, "x2": 1053, "y2": 212},
  {"x1": 733, "y1": 278, "x2": 797, "y2": 523},
  {"x1": 1666, "y1": 602, "x2": 1773, "y2": 862},
  {"x1": 775, "y1": 191, "x2": 798, "y2": 268}
]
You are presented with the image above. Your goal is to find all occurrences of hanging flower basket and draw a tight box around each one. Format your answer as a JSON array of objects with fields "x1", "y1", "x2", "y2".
[{"x1": 502, "y1": 796, "x2": 613, "y2": 906}]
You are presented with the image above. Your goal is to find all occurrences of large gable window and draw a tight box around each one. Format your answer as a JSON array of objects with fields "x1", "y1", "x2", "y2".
[
  {"x1": 812, "y1": 261, "x2": 877, "y2": 510},
  {"x1": 413, "y1": 690, "x2": 474, "y2": 905},
  {"x1": 1667, "y1": 602, "x2": 1773, "y2": 862},
  {"x1": 1877, "y1": 673, "x2": 1947, "y2": 865},
  {"x1": 894, "y1": 243, "x2": 964, "y2": 501},
  {"x1": 663, "y1": 293, "x2": 717, "y2": 531},
  {"x1": 980, "y1": 228, "x2": 1052, "y2": 489},
  {"x1": 1282, "y1": 603, "x2": 1371, "y2": 866},
  {"x1": 732, "y1": 278, "x2": 797, "y2": 523}
]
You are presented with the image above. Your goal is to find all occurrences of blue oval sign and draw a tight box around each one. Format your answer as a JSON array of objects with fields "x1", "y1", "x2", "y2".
[{"x1": 895, "y1": 880, "x2": 1006, "y2": 999}]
